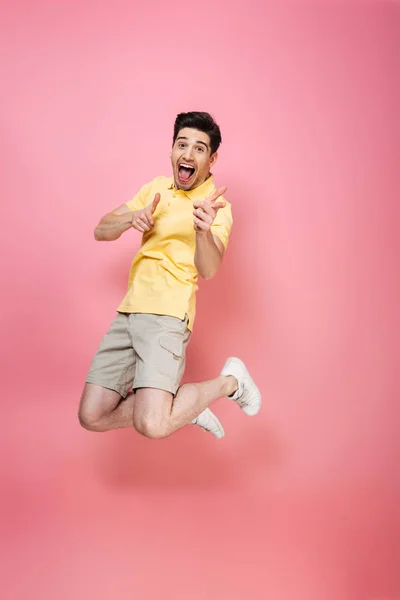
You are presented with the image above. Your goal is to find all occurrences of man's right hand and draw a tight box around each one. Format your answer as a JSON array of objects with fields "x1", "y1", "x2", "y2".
[{"x1": 132, "y1": 193, "x2": 161, "y2": 232}]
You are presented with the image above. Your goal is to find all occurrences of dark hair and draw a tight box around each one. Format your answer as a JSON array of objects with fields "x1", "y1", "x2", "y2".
[{"x1": 173, "y1": 111, "x2": 222, "y2": 155}]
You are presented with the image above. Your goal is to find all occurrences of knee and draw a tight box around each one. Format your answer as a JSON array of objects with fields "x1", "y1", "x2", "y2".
[
  {"x1": 133, "y1": 413, "x2": 170, "y2": 440},
  {"x1": 78, "y1": 412, "x2": 97, "y2": 431},
  {"x1": 78, "y1": 406, "x2": 102, "y2": 431},
  {"x1": 78, "y1": 398, "x2": 106, "y2": 432}
]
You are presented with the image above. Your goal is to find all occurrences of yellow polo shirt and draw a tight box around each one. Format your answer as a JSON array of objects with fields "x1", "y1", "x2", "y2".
[{"x1": 117, "y1": 175, "x2": 233, "y2": 330}]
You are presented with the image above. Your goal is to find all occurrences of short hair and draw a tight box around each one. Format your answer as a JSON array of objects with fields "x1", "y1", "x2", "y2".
[{"x1": 173, "y1": 111, "x2": 222, "y2": 155}]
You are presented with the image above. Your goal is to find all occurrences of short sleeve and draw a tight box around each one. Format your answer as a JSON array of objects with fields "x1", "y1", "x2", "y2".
[
  {"x1": 125, "y1": 181, "x2": 153, "y2": 212},
  {"x1": 211, "y1": 200, "x2": 233, "y2": 249}
]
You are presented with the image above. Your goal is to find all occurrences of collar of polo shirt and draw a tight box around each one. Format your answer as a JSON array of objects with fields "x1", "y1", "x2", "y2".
[{"x1": 167, "y1": 175, "x2": 216, "y2": 202}]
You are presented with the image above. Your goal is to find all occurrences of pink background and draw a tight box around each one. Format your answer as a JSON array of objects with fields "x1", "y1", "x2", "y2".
[{"x1": 1, "y1": 1, "x2": 399, "y2": 599}]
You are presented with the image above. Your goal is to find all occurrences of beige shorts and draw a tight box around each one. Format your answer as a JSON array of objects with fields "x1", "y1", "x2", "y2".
[{"x1": 86, "y1": 313, "x2": 191, "y2": 397}]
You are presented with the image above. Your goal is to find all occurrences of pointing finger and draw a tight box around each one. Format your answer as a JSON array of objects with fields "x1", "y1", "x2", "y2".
[{"x1": 208, "y1": 185, "x2": 227, "y2": 203}]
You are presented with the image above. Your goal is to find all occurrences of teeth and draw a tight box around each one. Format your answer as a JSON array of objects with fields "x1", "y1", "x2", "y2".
[{"x1": 180, "y1": 163, "x2": 194, "y2": 170}]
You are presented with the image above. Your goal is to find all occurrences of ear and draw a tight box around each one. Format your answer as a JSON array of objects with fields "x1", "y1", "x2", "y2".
[{"x1": 209, "y1": 152, "x2": 218, "y2": 168}]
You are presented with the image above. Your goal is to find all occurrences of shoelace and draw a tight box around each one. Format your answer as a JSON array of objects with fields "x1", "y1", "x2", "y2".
[{"x1": 237, "y1": 381, "x2": 260, "y2": 409}]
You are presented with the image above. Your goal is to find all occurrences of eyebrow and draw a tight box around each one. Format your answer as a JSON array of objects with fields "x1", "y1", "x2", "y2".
[{"x1": 176, "y1": 136, "x2": 209, "y2": 149}]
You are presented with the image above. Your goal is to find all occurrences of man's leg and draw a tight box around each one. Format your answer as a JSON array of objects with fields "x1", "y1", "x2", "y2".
[
  {"x1": 132, "y1": 354, "x2": 263, "y2": 439},
  {"x1": 79, "y1": 312, "x2": 137, "y2": 431},
  {"x1": 79, "y1": 312, "x2": 227, "y2": 436},
  {"x1": 132, "y1": 374, "x2": 237, "y2": 439},
  {"x1": 78, "y1": 376, "x2": 232, "y2": 435},
  {"x1": 130, "y1": 313, "x2": 235, "y2": 439},
  {"x1": 78, "y1": 383, "x2": 136, "y2": 431},
  {"x1": 129, "y1": 314, "x2": 261, "y2": 439}
]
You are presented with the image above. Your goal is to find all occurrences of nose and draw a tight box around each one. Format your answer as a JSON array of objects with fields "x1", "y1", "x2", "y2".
[{"x1": 182, "y1": 145, "x2": 194, "y2": 161}]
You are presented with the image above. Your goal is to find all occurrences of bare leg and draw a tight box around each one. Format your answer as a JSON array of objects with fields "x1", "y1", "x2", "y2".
[
  {"x1": 133, "y1": 375, "x2": 237, "y2": 439},
  {"x1": 79, "y1": 375, "x2": 237, "y2": 437},
  {"x1": 78, "y1": 383, "x2": 136, "y2": 431},
  {"x1": 171, "y1": 376, "x2": 237, "y2": 429}
]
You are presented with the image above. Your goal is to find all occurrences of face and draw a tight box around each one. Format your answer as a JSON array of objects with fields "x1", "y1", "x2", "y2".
[{"x1": 171, "y1": 127, "x2": 218, "y2": 191}]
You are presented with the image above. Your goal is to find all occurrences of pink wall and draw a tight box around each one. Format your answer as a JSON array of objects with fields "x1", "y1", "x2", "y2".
[{"x1": 1, "y1": 1, "x2": 399, "y2": 599}]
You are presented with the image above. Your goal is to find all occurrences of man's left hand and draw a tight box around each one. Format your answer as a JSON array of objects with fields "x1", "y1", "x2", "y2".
[{"x1": 193, "y1": 186, "x2": 227, "y2": 233}]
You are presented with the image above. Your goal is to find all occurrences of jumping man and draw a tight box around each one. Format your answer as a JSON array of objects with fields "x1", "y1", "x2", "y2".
[{"x1": 79, "y1": 111, "x2": 261, "y2": 440}]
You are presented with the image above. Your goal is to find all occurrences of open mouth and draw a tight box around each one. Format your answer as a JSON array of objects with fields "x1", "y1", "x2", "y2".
[{"x1": 178, "y1": 162, "x2": 196, "y2": 183}]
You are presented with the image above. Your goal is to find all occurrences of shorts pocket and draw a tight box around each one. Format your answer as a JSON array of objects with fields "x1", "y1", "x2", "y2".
[
  {"x1": 156, "y1": 335, "x2": 183, "y2": 378},
  {"x1": 159, "y1": 335, "x2": 182, "y2": 358}
]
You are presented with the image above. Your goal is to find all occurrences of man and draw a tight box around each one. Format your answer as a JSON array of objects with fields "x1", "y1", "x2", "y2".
[{"x1": 79, "y1": 111, "x2": 261, "y2": 440}]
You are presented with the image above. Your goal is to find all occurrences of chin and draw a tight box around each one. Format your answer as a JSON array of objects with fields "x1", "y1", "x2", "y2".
[{"x1": 177, "y1": 178, "x2": 196, "y2": 191}]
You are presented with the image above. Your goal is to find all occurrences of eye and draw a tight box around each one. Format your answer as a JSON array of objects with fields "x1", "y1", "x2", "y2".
[
  {"x1": 196, "y1": 146, "x2": 204, "y2": 152},
  {"x1": 178, "y1": 142, "x2": 186, "y2": 148}
]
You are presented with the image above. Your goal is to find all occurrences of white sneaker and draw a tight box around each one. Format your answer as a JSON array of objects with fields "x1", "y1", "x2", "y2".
[
  {"x1": 192, "y1": 408, "x2": 225, "y2": 439},
  {"x1": 221, "y1": 357, "x2": 261, "y2": 416}
]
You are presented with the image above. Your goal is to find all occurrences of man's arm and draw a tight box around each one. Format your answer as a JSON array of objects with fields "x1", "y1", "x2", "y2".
[
  {"x1": 94, "y1": 204, "x2": 134, "y2": 241},
  {"x1": 193, "y1": 186, "x2": 227, "y2": 280},
  {"x1": 194, "y1": 232, "x2": 225, "y2": 280},
  {"x1": 94, "y1": 194, "x2": 160, "y2": 241}
]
